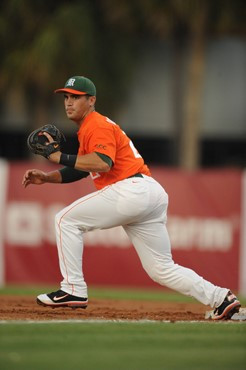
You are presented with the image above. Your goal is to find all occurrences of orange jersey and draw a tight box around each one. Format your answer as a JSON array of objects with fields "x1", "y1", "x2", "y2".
[{"x1": 77, "y1": 111, "x2": 151, "y2": 189}]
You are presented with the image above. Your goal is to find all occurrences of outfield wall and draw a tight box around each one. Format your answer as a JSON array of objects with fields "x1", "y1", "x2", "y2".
[{"x1": 0, "y1": 160, "x2": 245, "y2": 295}]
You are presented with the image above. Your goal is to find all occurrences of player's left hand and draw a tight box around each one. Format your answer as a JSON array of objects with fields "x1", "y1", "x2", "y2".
[
  {"x1": 22, "y1": 169, "x2": 48, "y2": 187},
  {"x1": 27, "y1": 124, "x2": 65, "y2": 159}
]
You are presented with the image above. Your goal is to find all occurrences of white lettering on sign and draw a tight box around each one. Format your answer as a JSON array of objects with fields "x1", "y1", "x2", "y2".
[
  {"x1": 4, "y1": 202, "x2": 238, "y2": 251},
  {"x1": 5, "y1": 202, "x2": 64, "y2": 246},
  {"x1": 167, "y1": 217, "x2": 235, "y2": 251},
  {"x1": 4, "y1": 201, "x2": 130, "y2": 248},
  {"x1": 6, "y1": 202, "x2": 43, "y2": 246}
]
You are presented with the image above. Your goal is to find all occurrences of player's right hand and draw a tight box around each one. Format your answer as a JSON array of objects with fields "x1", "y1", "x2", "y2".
[{"x1": 22, "y1": 169, "x2": 47, "y2": 188}]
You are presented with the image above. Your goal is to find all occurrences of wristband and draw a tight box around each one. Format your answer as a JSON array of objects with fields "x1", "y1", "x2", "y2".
[
  {"x1": 59, "y1": 153, "x2": 77, "y2": 167},
  {"x1": 59, "y1": 167, "x2": 89, "y2": 183}
]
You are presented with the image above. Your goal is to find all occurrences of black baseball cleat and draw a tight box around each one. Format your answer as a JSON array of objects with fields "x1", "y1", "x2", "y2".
[
  {"x1": 212, "y1": 291, "x2": 241, "y2": 320},
  {"x1": 37, "y1": 289, "x2": 88, "y2": 309}
]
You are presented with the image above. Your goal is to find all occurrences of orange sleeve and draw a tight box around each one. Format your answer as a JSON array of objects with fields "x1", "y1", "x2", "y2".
[{"x1": 84, "y1": 126, "x2": 116, "y2": 163}]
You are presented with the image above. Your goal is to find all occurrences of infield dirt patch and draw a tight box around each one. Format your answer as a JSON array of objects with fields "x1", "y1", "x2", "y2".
[{"x1": 0, "y1": 296, "x2": 209, "y2": 321}]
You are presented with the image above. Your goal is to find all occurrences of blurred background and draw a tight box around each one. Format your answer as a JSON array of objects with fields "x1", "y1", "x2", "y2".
[
  {"x1": 0, "y1": 0, "x2": 245, "y2": 169},
  {"x1": 0, "y1": 0, "x2": 246, "y2": 294}
]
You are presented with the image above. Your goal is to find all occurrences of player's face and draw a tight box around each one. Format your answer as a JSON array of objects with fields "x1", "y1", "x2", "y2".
[{"x1": 64, "y1": 93, "x2": 95, "y2": 123}]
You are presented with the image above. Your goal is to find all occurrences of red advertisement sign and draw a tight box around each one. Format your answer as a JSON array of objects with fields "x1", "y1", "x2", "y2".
[{"x1": 1, "y1": 162, "x2": 242, "y2": 292}]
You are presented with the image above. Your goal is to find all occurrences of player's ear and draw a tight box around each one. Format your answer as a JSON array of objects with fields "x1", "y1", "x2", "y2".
[{"x1": 89, "y1": 96, "x2": 96, "y2": 107}]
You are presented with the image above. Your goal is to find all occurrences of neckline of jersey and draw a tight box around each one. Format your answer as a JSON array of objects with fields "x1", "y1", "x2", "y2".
[{"x1": 77, "y1": 111, "x2": 97, "y2": 133}]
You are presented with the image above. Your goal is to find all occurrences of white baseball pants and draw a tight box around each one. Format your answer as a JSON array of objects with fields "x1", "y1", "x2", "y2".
[{"x1": 55, "y1": 175, "x2": 228, "y2": 308}]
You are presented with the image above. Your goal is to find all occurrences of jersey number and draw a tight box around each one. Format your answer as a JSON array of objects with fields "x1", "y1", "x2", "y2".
[
  {"x1": 129, "y1": 140, "x2": 142, "y2": 158},
  {"x1": 90, "y1": 172, "x2": 101, "y2": 180},
  {"x1": 106, "y1": 116, "x2": 142, "y2": 158}
]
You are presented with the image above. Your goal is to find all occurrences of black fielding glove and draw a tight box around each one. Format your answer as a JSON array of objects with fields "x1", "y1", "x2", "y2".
[{"x1": 27, "y1": 124, "x2": 66, "y2": 158}]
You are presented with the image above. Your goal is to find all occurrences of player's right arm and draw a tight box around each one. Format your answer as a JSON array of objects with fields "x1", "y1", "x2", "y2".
[
  {"x1": 22, "y1": 167, "x2": 89, "y2": 188},
  {"x1": 22, "y1": 169, "x2": 62, "y2": 188}
]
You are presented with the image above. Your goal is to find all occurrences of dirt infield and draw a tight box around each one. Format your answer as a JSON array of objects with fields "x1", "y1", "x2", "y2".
[{"x1": 0, "y1": 295, "x2": 209, "y2": 321}]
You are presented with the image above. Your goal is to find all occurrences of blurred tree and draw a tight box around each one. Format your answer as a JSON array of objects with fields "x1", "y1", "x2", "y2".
[
  {"x1": 0, "y1": 0, "x2": 137, "y2": 128},
  {"x1": 98, "y1": 0, "x2": 246, "y2": 168},
  {"x1": 0, "y1": 0, "x2": 245, "y2": 165}
]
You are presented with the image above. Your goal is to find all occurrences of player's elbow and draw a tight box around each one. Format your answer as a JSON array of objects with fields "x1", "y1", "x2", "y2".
[{"x1": 99, "y1": 162, "x2": 111, "y2": 172}]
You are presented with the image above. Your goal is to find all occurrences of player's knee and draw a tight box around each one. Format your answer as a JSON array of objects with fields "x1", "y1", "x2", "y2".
[
  {"x1": 143, "y1": 264, "x2": 162, "y2": 283},
  {"x1": 55, "y1": 208, "x2": 83, "y2": 231},
  {"x1": 55, "y1": 209, "x2": 66, "y2": 228},
  {"x1": 143, "y1": 260, "x2": 174, "y2": 285}
]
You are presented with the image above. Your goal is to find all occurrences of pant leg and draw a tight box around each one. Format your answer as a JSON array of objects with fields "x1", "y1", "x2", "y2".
[
  {"x1": 55, "y1": 186, "x2": 127, "y2": 297},
  {"x1": 123, "y1": 180, "x2": 228, "y2": 308},
  {"x1": 55, "y1": 179, "x2": 155, "y2": 297},
  {"x1": 55, "y1": 174, "x2": 228, "y2": 307}
]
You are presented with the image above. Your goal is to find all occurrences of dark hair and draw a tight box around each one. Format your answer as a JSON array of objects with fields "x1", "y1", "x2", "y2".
[{"x1": 85, "y1": 94, "x2": 96, "y2": 108}]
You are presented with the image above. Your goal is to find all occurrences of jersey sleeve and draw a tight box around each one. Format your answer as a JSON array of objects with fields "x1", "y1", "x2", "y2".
[{"x1": 85, "y1": 126, "x2": 116, "y2": 163}]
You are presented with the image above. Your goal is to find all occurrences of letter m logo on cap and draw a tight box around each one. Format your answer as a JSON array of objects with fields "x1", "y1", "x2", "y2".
[{"x1": 66, "y1": 78, "x2": 76, "y2": 87}]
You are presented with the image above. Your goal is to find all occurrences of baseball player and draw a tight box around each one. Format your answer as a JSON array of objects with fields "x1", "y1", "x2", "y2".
[{"x1": 22, "y1": 76, "x2": 241, "y2": 320}]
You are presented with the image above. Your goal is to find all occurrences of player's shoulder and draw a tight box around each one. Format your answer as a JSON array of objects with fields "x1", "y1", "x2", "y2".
[{"x1": 91, "y1": 112, "x2": 119, "y2": 130}]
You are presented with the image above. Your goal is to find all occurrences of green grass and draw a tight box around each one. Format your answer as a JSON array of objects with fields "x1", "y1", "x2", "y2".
[
  {"x1": 0, "y1": 284, "x2": 197, "y2": 303},
  {"x1": 0, "y1": 284, "x2": 197, "y2": 302},
  {"x1": 1, "y1": 284, "x2": 246, "y2": 304},
  {"x1": 0, "y1": 322, "x2": 245, "y2": 370},
  {"x1": 0, "y1": 285, "x2": 245, "y2": 370}
]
